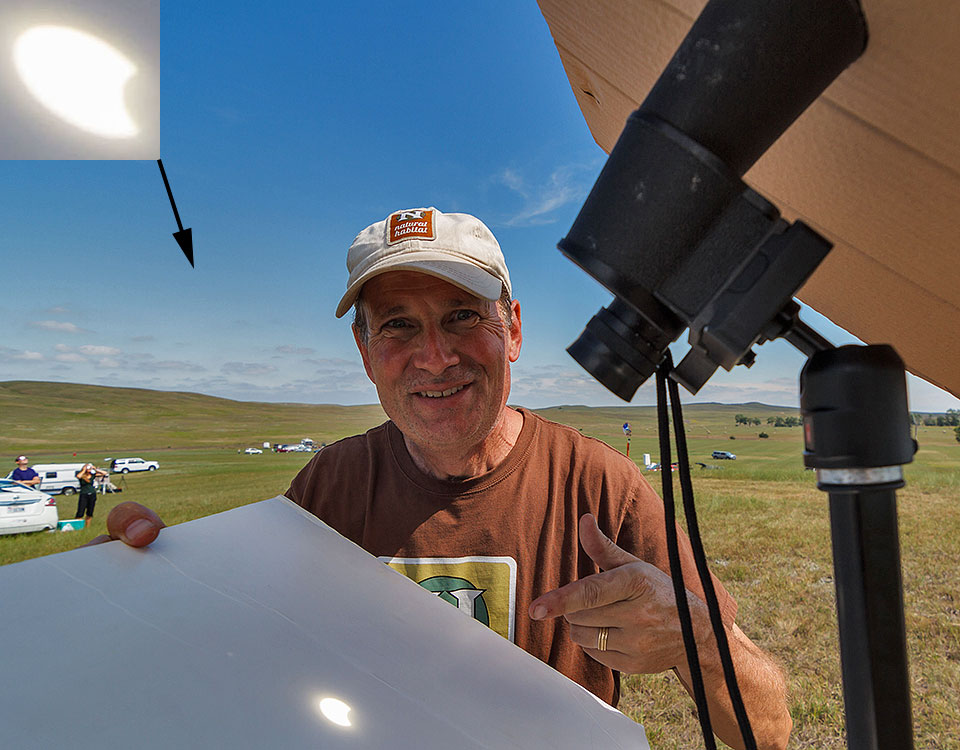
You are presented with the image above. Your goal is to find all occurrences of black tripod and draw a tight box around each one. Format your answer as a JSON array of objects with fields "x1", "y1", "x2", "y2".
[
  {"x1": 800, "y1": 344, "x2": 916, "y2": 749},
  {"x1": 651, "y1": 338, "x2": 917, "y2": 750}
]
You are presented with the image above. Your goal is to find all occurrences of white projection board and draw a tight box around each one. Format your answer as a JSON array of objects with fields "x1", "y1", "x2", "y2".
[{"x1": 0, "y1": 496, "x2": 650, "y2": 749}]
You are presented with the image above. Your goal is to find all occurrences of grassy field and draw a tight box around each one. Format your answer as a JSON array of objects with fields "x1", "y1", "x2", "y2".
[{"x1": 2, "y1": 381, "x2": 958, "y2": 748}]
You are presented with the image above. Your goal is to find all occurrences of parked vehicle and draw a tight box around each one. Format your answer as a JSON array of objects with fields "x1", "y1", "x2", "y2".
[
  {"x1": 5, "y1": 463, "x2": 84, "y2": 495},
  {"x1": 711, "y1": 450, "x2": 737, "y2": 460},
  {"x1": 110, "y1": 457, "x2": 160, "y2": 473},
  {"x1": 276, "y1": 444, "x2": 311, "y2": 453},
  {"x1": 243, "y1": 448, "x2": 263, "y2": 454},
  {"x1": 0, "y1": 479, "x2": 58, "y2": 535}
]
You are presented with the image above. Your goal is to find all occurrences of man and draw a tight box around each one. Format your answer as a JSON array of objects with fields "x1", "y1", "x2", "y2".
[
  {"x1": 11, "y1": 456, "x2": 41, "y2": 487},
  {"x1": 99, "y1": 208, "x2": 791, "y2": 749}
]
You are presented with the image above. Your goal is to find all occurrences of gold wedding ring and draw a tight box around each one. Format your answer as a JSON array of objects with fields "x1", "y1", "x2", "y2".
[{"x1": 597, "y1": 626, "x2": 609, "y2": 652}]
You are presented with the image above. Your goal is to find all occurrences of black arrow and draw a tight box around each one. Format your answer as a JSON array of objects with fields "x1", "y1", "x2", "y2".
[{"x1": 157, "y1": 159, "x2": 194, "y2": 267}]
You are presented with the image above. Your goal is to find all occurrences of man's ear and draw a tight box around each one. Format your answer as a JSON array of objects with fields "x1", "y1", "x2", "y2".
[
  {"x1": 352, "y1": 325, "x2": 377, "y2": 383},
  {"x1": 507, "y1": 299, "x2": 522, "y2": 363}
]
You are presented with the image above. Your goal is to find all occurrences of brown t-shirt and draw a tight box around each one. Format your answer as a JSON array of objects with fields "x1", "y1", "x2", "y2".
[{"x1": 285, "y1": 407, "x2": 737, "y2": 706}]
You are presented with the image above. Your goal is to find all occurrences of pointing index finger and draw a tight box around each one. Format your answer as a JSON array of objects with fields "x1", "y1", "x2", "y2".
[{"x1": 530, "y1": 564, "x2": 646, "y2": 620}]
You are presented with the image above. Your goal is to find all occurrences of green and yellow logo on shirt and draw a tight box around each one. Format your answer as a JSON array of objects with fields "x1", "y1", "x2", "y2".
[{"x1": 379, "y1": 556, "x2": 517, "y2": 642}]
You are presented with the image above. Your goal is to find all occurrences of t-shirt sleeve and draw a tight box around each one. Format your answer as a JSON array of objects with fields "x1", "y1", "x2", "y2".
[
  {"x1": 616, "y1": 473, "x2": 738, "y2": 628},
  {"x1": 284, "y1": 454, "x2": 318, "y2": 509},
  {"x1": 281, "y1": 438, "x2": 369, "y2": 545}
]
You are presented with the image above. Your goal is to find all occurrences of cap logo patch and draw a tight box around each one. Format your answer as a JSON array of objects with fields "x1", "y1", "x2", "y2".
[{"x1": 388, "y1": 209, "x2": 435, "y2": 244}]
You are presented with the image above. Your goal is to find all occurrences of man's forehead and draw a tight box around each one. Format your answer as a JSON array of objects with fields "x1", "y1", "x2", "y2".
[{"x1": 361, "y1": 272, "x2": 486, "y2": 310}]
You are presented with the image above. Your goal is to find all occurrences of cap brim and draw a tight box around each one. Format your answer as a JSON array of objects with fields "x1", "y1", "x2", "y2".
[{"x1": 335, "y1": 255, "x2": 503, "y2": 318}]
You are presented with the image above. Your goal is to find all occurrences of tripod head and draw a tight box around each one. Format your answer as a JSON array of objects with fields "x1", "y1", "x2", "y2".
[{"x1": 561, "y1": 0, "x2": 867, "y2": 399}]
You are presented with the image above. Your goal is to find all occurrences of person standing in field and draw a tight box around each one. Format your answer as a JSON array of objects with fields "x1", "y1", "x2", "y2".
[
  {"x1": 75, "y1": 463, "x2": 108, "y2": 527},
  {"x1": 11, "y1": 456, "x2": 41, "y2": 487}
]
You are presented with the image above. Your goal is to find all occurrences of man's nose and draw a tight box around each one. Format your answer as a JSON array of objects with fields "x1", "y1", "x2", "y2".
[{"x1": 411, "y1": 325, "x2": 459, "y2": 374}]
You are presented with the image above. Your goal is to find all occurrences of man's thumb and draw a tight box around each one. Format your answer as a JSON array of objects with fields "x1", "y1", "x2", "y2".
[{"x1": 579, "y1": 513, "x2": 638, "y2": 571}]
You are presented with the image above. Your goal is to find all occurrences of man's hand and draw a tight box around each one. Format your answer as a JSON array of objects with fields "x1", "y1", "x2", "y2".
[
  {"x1": 529, "y1": 513, "x2": 691, "y2": 674},
  {"x1": 82, "y1": 501, "x2": 165, "y2": 548},
  {"x1": 529, "y1": 513, "x2": 792, "y2": 750}
]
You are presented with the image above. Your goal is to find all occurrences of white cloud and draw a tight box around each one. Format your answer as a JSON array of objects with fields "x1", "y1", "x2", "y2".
[
  {"x1": 498, "y1": 167, "x2": 524, "y2": 192},
  {"x1": 11, "y1": 350, "x2": 44, "y2": 360},
  {"x1": 42, "y1": 345, "x2": 207, "y2": 374},
  {"x1": 79, "y1": 345, "x2": 122, "y2": 356},
  {"x1": 494, "y1": 163, "x2": 597, "y2": 227},
  {"x1": 29, "y1": 320, "x2": 88, "y2": 333},
  {"x1": 144, "y1": 359, "x2": 206, "y2": 372},
  {"x1": 275, "y1": 345, "x2": 317, "y2": 356},
  {"x1": 221, "y1": 361, "x2": 279, "y2": 377},
  {"x1": 509, "y1": 362, "x2": 804, "y2": 409}
]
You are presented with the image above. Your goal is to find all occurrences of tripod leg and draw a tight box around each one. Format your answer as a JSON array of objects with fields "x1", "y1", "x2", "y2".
[{"x1": 828, "y1": 489, "x2": 913, "y2": 750}]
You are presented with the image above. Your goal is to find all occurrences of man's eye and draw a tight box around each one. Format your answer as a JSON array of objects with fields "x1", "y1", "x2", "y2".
[
  {"x1": 384, "y1": 319, "x2": 408, "y2": 329},
  {"x1": 453, "y1": 310, "x2": 478, "y2": 322}
]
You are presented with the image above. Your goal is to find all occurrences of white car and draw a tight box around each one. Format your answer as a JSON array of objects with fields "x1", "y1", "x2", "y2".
[
  {"x1": 243, "y1": 448, "x2": 263, "y2": 454},
  {"x1": 111, "y1": 457, "x2": 160, "y2": 474},
  {"x1": 0, "y1": 479, "x2": 58, "y2": 535}
]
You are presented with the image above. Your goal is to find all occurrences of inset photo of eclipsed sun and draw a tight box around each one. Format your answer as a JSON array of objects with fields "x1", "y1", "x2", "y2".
[{"x1": 0, "y1": 0, "x2": 159, "y2": 159}]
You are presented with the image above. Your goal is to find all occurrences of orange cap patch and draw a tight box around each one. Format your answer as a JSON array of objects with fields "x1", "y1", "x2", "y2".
[{"x1": 388, "y1": 209, "x2": 435, "y2": 244}]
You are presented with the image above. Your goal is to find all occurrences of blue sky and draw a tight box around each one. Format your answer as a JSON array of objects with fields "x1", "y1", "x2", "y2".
[{"x1": 1, "y1": 0, "x2": 957, "y2": 412}]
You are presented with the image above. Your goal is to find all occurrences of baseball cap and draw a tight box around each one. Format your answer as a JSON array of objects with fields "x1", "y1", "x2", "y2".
[
  {"x1": 16, "y1": 455, "x2": 27, "y2": 462},
  {"x1": 335, "y1": 207, "x2": 512, "y2": 318}
]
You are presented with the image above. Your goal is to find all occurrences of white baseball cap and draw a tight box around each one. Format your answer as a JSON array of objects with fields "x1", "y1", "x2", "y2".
[{"x1": 335, "y1": 207, "x2": 512, "y2": 318}]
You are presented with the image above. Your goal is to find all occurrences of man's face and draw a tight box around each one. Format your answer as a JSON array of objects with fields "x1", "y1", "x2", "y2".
[
  {"x1": 354, "y1": 271, "x2": 522, "y2": 453},
  {"x1": 16, "y1": 459, "x2": 27, "y2": 468}
]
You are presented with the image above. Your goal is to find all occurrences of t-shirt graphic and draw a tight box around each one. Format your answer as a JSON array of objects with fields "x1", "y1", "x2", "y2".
[{"x1": 379, "y1": 556, "x2": 517, "y2": 642}]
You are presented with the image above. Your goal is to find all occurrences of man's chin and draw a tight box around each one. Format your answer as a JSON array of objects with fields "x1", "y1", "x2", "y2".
[{"x1": 403, "y1": 409, "x2": 484, "y2": 446}]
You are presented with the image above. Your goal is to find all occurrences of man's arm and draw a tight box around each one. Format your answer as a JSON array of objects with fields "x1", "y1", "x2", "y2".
[
  {"x1": 17, "y1": 471, "x2": 41, "y2": 487},
  {"x1": 529, "y1": 514, "x2": 791, "y2": 750},
  {"x1": 671, "y1": 603, "x2": 791, "y2": 750}
]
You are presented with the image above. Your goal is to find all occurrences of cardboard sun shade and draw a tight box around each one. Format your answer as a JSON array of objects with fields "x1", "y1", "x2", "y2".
[
  {"x1": 0, "y1": 497, "x2": 649, "y2": 749},
  {"x1": 537, "y1": 0, "x2": 960, "y2": 399}
]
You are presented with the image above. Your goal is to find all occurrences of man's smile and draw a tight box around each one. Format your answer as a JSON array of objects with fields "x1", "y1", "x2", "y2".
[{"x1": 415, "y1": 384, "x2": 468, "y2": 399}]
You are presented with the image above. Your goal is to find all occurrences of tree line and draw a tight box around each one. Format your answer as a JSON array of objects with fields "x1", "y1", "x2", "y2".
[
  {"x1": 735, "y1": 414, "x2": 801, "y2": 427},
  {"x1": 737, "y1": 410, "x2": 960, "y2": 431},
  {"x1": 912, "y1": 409, "x2": 960, "y2": 427}
]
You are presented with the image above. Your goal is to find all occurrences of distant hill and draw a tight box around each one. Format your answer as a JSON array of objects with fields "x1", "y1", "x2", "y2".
[
  {"x1": 0, "y1": 381, "x2": 387, "y2": 455},
  {"x1": 2, "y1": 380, "x2": 805, "y2": 458}
]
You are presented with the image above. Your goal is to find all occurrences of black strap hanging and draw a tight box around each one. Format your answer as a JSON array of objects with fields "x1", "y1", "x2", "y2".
[{"x1": 656, "y1": 352, "x2": 757, "y2": 749}]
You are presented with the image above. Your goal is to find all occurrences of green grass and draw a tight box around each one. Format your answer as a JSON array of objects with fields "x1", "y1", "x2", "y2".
[{"x1": 3, "y1": 381, "x2": 959, "y2": 748}]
